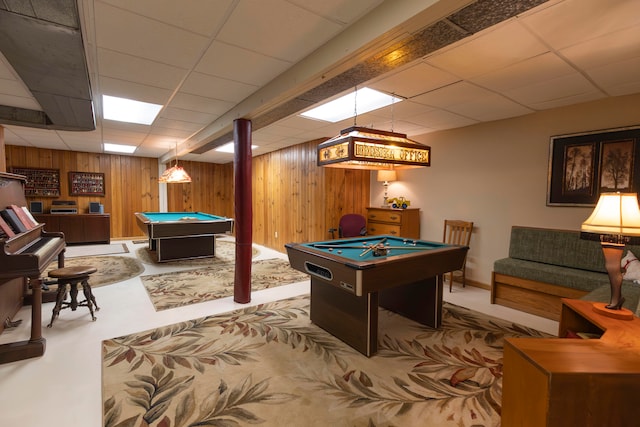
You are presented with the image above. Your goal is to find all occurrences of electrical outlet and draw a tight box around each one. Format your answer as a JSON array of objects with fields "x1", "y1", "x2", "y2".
[{"x1": 275, "y1": 231, "x2": 278, "y2": 239}]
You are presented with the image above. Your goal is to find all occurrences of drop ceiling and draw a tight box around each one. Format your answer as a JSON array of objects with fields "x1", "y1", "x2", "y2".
[{"x1": 0, "y1": 0, "x2": 638, "y2": 164}]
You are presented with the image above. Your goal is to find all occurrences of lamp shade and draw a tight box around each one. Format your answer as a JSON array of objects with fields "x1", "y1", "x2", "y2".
[
  {"x1": 581, "y1": 192, "x2": 640, "y2": 237},
  {"x1": 158, "y1": 165, "x2": 192, "y2": 183},
  {"x1": 377, "y1": 170, "x2": 397, "y2": 182}
]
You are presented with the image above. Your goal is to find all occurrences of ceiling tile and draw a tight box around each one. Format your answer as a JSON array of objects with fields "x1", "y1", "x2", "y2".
[
  {"x1": 369, "y1": 61, "x2": 460, "y2": 98},
  {"x1": 97, "y1": 48, "x2": 188, "y2": 90},
  {"x1": 586, "y1": 56, "x2": 640, "y2": 96},
  {"x1": 99, "y1": 0, "x2": 236, "y2": 37},
  {"x1": 425, "y1": 20, "x2": 548, "y2": 79},
  {"x1": 522, "y1": 0, "x2": 640, "y2": 50},
  {"x1": 405, "y1": 109, "x2": 479, "y2": 131},
  {"x1": 217, "y1": 0, "x2": 343, "y2": 62},
  {"x1": 560, "y1": 24, "x2": 640, "y2": 70},
  {"x1": 470, "y1": 53, "x2": 576, "y2": 93},
  {"x1": 98, "y1": 76, "x2": 173, "y2": 106},
  {"x1": 167, "y1": 93, "x2": 235, "y2": 121},
  {"x1": 180, "y1": 72, "x2": 257, "y2": 103},
  {"x1": 506, "y1": 72, "x2": 603, "y2": 108},
  {"x1": 195, "y1": 41, "x2": 292, "y2": 86},
  {"x1": 286, "y1": 0, "x2": 383, "y2": 24},
  {"x1": 94, "y1": 2, "x2": 210, "y2": 68}
]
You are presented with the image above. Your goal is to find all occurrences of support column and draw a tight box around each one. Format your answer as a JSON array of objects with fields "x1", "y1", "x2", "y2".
[
  {"x1": 233, "y1": 119, "x2": 252, "y2": 303},
  {"x1": 0, "y1": 125, "x2": 6, "y2": 172}
]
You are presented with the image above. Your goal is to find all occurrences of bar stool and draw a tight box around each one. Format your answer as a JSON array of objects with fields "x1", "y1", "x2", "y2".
[{"x1": 47, "y1": 266, "x2": 99, "y2": 327}]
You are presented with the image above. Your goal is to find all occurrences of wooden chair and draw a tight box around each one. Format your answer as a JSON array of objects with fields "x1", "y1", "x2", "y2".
[
  {"x1": 329, "y1": 214, "x2": 367, "y2": 239},
  {"x1": 443, "y1": 220, "x2": 473, "y2": 291}
]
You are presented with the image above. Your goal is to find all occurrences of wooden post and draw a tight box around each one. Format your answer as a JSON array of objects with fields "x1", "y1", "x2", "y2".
[
  {"x1": 233, "y1": 119, "x2": 252, "y2": 303},
  {"x1": 0, "y1": 125, "x2": 6, "y2": 172}
]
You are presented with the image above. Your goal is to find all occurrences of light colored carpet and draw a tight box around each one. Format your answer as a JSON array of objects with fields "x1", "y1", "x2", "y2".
[
  {"x1": 135, "y1": 239, "x2": 259, "y2": 266},
  {"x1": 140, "y1": 258, "x2": 309, "y2": 310},
  {"x1": 64, "y1": 243, "x2": 129, "y2": 258},
  {"x1": 102, "y1": 295, "x2": 550, "y2": 427},
  {"x1": 45, "y1": 255, "x2": 144, "y2": 288}
]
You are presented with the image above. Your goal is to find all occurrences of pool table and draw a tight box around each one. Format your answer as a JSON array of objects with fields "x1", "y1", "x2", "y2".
[
  {"x1": 135, "y1": 212, "x2": 234, "y2": 262},
  {"x1": 286, "y1": 235, "x2": 468, "y2": 356}
]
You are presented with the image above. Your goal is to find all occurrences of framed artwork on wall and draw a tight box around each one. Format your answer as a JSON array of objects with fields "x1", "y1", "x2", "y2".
[
  {"x1": 547, "y1": 126, "x2": 640, "y2": 206},
  {"x1": 69, "y1": 171, "x2": 105, "y2": 196},
  {"x1": 9, "y1": 167, "x2": 61, "y2": 197}
]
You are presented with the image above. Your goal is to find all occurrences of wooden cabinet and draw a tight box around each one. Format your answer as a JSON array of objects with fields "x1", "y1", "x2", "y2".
[
  {"x1": 35, "y1": 214, "x2": 110, "y2": 244},
  {"x1": 366, "y1": 207, "x2": 420, "y2": 239},
  {"x1": 502, "y1": 299, "x2": 640, "y2": 427}
]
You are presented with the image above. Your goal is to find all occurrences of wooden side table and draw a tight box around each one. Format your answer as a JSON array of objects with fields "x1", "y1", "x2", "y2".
[{"x1": 502, "y1": 299, "x2": 640, "y2": 426}]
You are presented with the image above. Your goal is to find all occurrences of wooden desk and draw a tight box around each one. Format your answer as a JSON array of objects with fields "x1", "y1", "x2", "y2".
[{"x1": 502, "y1": 299, "x2": 640, "y2": 427}]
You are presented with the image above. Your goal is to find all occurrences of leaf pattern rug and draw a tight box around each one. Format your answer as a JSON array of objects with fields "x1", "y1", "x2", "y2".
[
  {"x1": 45, "y1": 255, "x2": 145, "y2": 288},
  {"x1": 140, "y1": 259, "x2": 309, "y2": 311},
  {"x1": 103, "y1": 295, "x2": 550, "y2": 427}
]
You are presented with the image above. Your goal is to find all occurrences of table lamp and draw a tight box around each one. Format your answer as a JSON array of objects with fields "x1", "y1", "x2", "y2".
[
  {"x1": 581, "y1": 192, "x2": 640, "y2": 320},
  {"x1": 377, "y1": 170, "x2": 397, "y2": 207}
]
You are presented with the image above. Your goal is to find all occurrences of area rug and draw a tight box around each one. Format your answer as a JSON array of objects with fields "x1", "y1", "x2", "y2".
[
  {"x1": 45, "y1": 256, "x2": 145, "y2": 288},
  {"x1": 136, "y1": 240, "x2": 259, "y2": 266},
  {"x1": 140, "y1": 259, "x2": 308, "y2": 310},
  {"x1": 64, "y1": 243, "x2": 129, "y2": 258},
  {"x1": 103, "y1": 295, "x2": 550, "y2": 427}
]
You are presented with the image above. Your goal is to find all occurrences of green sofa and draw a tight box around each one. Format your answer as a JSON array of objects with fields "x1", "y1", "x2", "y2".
[{"x1": 491, "y1": 226, "x2": 640, "y2": 320}]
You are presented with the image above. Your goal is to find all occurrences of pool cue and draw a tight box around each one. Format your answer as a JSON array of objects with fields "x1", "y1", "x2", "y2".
[{"x1": 360, "y1": 237, "x2": 387, "y2": 257}]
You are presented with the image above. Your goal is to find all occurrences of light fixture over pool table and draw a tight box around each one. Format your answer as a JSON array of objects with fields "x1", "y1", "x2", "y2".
[{"x1": 317, "y1": 126, "x2": 431, "y2": 170}]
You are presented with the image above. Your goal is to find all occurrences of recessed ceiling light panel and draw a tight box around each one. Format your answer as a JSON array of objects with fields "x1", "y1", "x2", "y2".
[
  {"x1": 300, "y1": 88, "x2": 403, "y2": 123},
  {"x1": 102, "y1": 95, "x2": 163, "y2": 125},
  {"x1": 104, "y1": 142, "x2": 137, "y2": 154}
]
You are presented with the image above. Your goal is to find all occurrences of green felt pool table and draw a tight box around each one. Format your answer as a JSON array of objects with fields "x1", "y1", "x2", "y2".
[
  {"x1": 135, "y1": 211, "x2": 234, "y2": 262},
  {"x1": 286, "y1": 235, "x2": 468, "y2": 356}
]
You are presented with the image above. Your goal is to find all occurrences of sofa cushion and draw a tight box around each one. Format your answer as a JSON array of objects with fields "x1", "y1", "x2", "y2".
[
  {"x1": 508, "y1": 226, "x2": 640, "y2": 274},
  {"x1": 508, "y1": 227, "x2": 605, "y2": 273},
  {"x1": 493, "y1": 257, "x2": 622, "y2": 293}
]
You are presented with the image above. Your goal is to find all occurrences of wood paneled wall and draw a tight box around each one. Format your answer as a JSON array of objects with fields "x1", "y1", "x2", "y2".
[
  {"x1": 6, "y1": 140, "x2": 371, "y2": 252},
  {"x1": 251, "y1": 140, "x2": 370, "y2": 251},
  {"x1": 167, "y1": 140, "x2": 370, "y2": 251},
  {"x1": 166, "y1": 160, "x2": 234, "y2": 219},
  {"x1": 5, "y1": 145, "x2": 160, "y2": 238}
]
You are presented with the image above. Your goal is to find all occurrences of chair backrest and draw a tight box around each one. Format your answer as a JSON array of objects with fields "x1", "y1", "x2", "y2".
[
  {"x1": 443, "y1": 220, "x2": 473, "y2": 246},
  {"x1": 339, "y1": 214, "x2": 367, "y2": 238}
]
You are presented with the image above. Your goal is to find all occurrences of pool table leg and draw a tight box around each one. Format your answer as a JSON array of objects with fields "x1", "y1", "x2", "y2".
[
  {"x1": 379, "y1": 274, "x2": 442, "y2": 328},
  {"x1": 310, "y1": 279, "x2": 378, "y2": 357}
]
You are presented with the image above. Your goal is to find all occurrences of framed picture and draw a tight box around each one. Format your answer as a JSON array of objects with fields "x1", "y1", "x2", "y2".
[
  {"x1": 69, "y1": 171, "x2": 105, "y2": 196},
  {"x1": 547, "y1": 126, "x2": 640, "y2": 206},
  {"x1": 9, "y1": 167, "x2": 61, "y2": 197}
]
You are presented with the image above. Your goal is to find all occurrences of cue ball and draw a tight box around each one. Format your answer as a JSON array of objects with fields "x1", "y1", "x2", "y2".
[
  {"x1": 337, "y1": 250, "x2": 342, "y2": 254},
  {"x1": 328, "y1": 248, "x2": 333, "y2": 251}
]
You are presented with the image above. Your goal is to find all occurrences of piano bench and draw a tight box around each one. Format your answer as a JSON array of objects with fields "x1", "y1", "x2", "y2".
[{"x1": 47, "y1": 266, "x2": 99, "y2": 328}]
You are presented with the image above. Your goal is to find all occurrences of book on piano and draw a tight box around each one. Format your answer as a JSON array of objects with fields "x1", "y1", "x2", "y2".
[
  {"x1": 0, "y1": 209, "x2": 28, "y2": 233},
  {"x1": 0, "y1": 215, "x2": 15, "y2": 238},
  {"x1": 21, "y1": 206, "x2": 39, "y2": 227},
  {"x1": 10, "y1": 204, "x2": 36, "y2": 229}
]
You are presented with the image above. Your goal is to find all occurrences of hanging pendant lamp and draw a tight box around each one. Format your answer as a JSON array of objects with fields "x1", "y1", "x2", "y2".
[{"x1": 159, "y1": 143, "x2": 192, "y2": 183}]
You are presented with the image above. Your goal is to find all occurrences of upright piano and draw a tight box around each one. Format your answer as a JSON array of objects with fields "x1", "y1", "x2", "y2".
[{"x1": 0, "y1": 172, "x2": 65, "y2": 364}]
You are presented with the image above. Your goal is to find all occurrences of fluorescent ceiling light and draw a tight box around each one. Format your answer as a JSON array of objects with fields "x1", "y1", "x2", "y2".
[
  {"x1": 104, "y1": 143, "x2": 136, "y2": 154},
  {"x1": 102, "y1": 95, "x2": 163, "y2": 125},
  {"x1": 215, "y1": 142, "x2": 258, "y2": 153},
  {"x1": 300, "y1": 87, "x2": 403, "y2": 123}
]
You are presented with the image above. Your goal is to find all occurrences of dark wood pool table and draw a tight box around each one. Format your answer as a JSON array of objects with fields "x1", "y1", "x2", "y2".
[
  {"x1": 286, "y1": 235, "x2": 468, "y2": 356},
  {"x1": 135, "y1": 211, "x2": 234, "y2": 262}
]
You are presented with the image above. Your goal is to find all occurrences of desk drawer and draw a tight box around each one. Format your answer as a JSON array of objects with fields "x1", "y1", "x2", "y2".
[
  {"x1": 367, "y1": 223, "x2": 401, "y2": 236},
  {"x1": 367, "y1": 210, "x2": 402, "y2": 224}
]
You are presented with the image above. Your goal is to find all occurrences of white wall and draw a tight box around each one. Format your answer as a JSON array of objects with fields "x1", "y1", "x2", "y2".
[{"x1": 371, "y1": 93, "x2": 640, "y2": 286}]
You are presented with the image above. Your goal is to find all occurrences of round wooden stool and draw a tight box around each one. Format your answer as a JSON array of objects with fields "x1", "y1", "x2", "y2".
[{"x1": 47, "y1": 266, "x2": 99, "y2": 328}]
